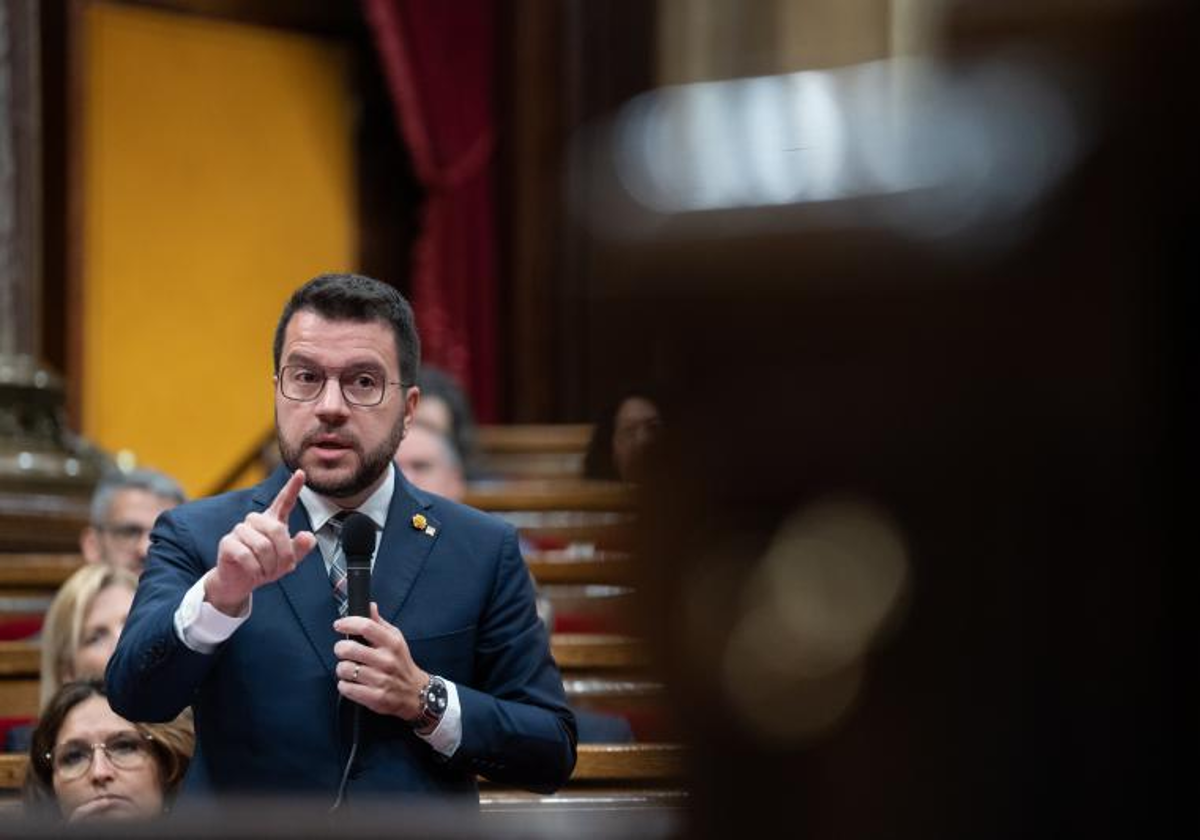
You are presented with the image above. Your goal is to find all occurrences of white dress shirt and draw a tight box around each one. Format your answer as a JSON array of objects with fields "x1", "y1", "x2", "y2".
[{"x1": 173, "y1": 466, "x2": 462, "y2": 756}]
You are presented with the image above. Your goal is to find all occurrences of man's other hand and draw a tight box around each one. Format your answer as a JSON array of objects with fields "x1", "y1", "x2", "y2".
[{"x1": 333, "y1": 603, "x2": 429, "y2": 722}]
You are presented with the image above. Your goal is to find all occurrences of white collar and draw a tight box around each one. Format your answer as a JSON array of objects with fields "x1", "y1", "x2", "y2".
[{"x1": 299, "y1": 464, "x2": 395, "y2": 533}]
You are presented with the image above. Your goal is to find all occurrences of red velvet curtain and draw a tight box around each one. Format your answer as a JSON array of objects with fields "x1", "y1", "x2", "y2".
[{"x1": 362, "y1": 0, "x2": 499, "y2": 421}]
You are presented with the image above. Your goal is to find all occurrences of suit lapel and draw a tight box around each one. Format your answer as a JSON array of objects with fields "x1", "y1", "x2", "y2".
[
  {"x1": 371, "y1": 470, "x2": 439, "y2": 625},
  {"x1": 260, "y1": 468, "x2": 340, "y2": 676}
]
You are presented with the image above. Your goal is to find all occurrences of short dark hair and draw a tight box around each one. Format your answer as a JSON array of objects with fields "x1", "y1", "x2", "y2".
[
  {"x1": 415, "y1": 365, "x2": 477, "y2": 472},
  {"x1": 23, "y1": 680, "x2": 193, "y2": 821},
  {"x1": 583, "y1": 384, "x2": 662, "y2": 480},
  {"x1": 273, "y1": 273, "x2": 421, "y2": 386}
]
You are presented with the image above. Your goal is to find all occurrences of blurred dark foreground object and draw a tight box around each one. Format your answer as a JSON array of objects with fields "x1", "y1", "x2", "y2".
[
  {"x1": 583, "y1": 2, "x2": 1195, "y2": 838},
  {"x1": 0, "y1": 794, "x2": 682, "y2": 838}
]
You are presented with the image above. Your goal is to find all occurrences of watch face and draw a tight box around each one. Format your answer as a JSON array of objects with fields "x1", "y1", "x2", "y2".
[{"x1": 426, "y1": 679, "x2": 448, "y2": 715}]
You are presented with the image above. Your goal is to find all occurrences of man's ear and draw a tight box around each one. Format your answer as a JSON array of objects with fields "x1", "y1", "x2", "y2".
[
  {"x1": 404, "y1": 385, "x2": 421, "y2": 433},
  {"x1": 80, "y1": 526, "x2": 103, "y2": 564}
]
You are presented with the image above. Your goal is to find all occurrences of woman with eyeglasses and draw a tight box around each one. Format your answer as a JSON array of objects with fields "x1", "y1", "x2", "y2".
[{"x1": 22, "y1": 679, "x2": 193, "y2": 822}]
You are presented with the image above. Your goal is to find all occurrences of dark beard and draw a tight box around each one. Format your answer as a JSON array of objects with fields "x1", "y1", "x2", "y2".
[{"x1": 277, "y1": 420, "x2": 405, "y2": 500}]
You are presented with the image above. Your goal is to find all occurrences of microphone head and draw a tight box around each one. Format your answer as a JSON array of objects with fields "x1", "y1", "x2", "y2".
[{"x1": 340, "y1": 512, "x2": 376, "y2": 571}]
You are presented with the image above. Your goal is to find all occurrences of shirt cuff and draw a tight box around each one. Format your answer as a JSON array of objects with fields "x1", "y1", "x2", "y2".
[
  {"x1": 417, "y1": 679, "x2": 462, "y2": 757},
  {"x1": 174, "y1": 569, "x2": 252, "y2": 653}
]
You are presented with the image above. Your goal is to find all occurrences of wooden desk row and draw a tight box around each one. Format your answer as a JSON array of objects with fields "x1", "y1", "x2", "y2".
[
  {"x1": 0, "y1": 635, "x2": 646, "y2": 678},
  {"x1": 474, "y1": 423, "x2": 594, "y2": 480},
  {"x1": 0, "y1": 634, "x2": 660, "y2": 719},
  {"x1": 0, "y1": 551, "x2": 639, "y2": 595}
]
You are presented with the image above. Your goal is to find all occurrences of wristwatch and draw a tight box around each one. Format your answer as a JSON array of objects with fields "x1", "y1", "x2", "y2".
[{"x1": 411, "y1": 675, "x2": 448, "y2": 732}]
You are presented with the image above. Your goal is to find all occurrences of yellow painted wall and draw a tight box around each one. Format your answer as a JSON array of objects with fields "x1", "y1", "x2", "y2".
[{"x1": 82, "y1": 3, "x2": 357, "y2": 497}]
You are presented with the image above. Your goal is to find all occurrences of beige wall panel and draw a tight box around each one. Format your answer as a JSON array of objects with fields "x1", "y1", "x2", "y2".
[{"x1": 81, "y1": 3, "x2": 356, "y2": 496}]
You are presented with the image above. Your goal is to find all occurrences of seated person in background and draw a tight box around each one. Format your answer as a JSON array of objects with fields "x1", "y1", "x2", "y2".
[
  {"x1": 395, "y1": 423, "x2": 467, "y2": 501},
  {"x1": 398, "y1": 427, "x2": 634, "y2": 744},
  {"x1": 583, "y1": 388, "x2": 663, "y2": 483},
  {"x1": 81, "y1": 468, "x2": 187, "y2": 576},
  {"x1": 5, "y1": 565, "x2": 138, "y2": 753},
  {"x1": 414, "y1": 364, "x2": 479, "y2": 477},
  {"x1": 39, "y1": 565, "x2": 139, "y2": 713},
  {"x1": 23, "y1": 679, "x2": 193, "y2": 824}
]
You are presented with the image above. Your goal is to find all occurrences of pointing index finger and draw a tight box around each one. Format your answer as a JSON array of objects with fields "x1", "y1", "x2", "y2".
[{"x1": 267, "y1": 469, "x2": 306, "y2": 522}]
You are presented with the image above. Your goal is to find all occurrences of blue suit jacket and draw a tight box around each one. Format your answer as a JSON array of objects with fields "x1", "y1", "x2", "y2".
[{"x1": 106, "y1": 466, "x2": 577, "y2": 800}]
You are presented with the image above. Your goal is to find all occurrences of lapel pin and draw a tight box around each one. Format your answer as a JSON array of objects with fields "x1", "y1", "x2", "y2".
[{"x1": 411, "y1": 514, "x2": 427, "y2": 531}]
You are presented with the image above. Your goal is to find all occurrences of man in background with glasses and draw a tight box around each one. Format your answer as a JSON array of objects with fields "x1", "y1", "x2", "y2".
[
  {"x1": 106, "y1": 273, "x2": 576, "y2": 806},
  {"x1": 80, "y1": 469, "x2": 186, "y2": 576}
]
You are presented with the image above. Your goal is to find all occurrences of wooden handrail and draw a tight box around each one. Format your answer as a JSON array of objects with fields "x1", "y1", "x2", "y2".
[{"x1": 207, "y1": 427, "x2": 277, "y2": 497}]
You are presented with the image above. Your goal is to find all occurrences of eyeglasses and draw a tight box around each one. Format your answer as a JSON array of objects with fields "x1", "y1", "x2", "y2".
[
  {"x1": 277, "y1": 365, "x2": 406, "y2": 408},
  {"x1": 95, "y1": 522, "x2": 150, "y2": 544},
  {"x1": 47, "y1": 732, "x2": 154, "y2": 780},
  {"x1": 614, "y1": 417, "x2": 663, "y2": 444}
]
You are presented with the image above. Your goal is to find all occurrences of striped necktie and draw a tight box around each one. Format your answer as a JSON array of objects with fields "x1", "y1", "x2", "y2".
[{"x1": 327, "y1": 511, "x2": 351, "y2": 616}]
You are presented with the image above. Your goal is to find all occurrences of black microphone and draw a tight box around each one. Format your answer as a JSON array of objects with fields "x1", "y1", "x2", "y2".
[
  {"x1": 340, "y1": 512, "x2": 375, "y2": 623},
  {"x1": 332, "y1": 511, "x2": 375, "y2": 813}
]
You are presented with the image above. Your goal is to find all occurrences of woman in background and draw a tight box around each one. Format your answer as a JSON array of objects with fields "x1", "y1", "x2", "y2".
[
  {"x1": 583, "y1": 387, "x2": 663, "y2": 484},
  {"x1": 39, "y1": 564, "x2": 138, "y2": 710},
  {"x1": 23, "y1": 679, "x2": 192, "y2": 823}
]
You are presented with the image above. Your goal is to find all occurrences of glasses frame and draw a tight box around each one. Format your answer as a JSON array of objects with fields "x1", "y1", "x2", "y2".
[
  {"x1": 276, "y1": 365, "x2": 408, "y2": 408},
  {"x1": 94, "y1": 522, "x2": 150, "y2": 543},
  {"x1": 46, "y1": 731, "x2": 155, "y2": 780}
]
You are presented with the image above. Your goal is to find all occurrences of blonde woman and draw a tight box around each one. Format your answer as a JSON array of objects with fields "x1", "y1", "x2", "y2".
[{"x1": 39, "y1": 564, "x2": 138, "y2": 710}]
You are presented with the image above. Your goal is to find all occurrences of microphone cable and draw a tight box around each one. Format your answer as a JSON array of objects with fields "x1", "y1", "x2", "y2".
[{"x1": 329, "y1": 704, "x2": 361, "y2": 813}]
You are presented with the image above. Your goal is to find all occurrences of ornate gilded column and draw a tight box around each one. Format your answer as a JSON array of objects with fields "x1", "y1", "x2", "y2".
[{"x1": 1, "y1": 0, "x2": 107, "y2": 551}]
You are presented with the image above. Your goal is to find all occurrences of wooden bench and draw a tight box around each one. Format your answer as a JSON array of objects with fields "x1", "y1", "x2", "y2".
[
  {"x1": 0, "y1": 634, "x2": 680, "y2": 811},
  {"x1": 0, "y1": 634, "x2": 662, "y2": 717},
  {"x1": 524, "y1": 551, "x2": 634, "y2": 586},
  {"x1": 465, "y1": 477, "x2": 635, "y2": 553},
  {"x1": 464, "y1": 479, "x2": 631, "y2": 513},
  {"x1": 0, "y1": 551, "x2": 635, "y2": 590},
  {"x1": 0, "y1": 554, "x2": 85, "y2": 590},
  {"x1": 0, "y1": 494, "x2": 89, "y2": 555},
  {"x1": 0, "y1": 634, "x2": 656, "y2": 678},
  {"x1": 475, "y1": 424, "x2": 593, "y2": 480},
  {"x1": 0, "y1": 554, "x2": 83, "y2": 643}
]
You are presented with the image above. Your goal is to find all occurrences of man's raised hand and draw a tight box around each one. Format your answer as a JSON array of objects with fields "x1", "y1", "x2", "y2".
[{"x1": 205, "y1": 469, "x2": 317, "y2": 616}]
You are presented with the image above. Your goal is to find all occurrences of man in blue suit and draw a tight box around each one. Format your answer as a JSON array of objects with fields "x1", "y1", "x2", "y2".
[{"x1": 106, "y1": 274, "x2": 576, "y2": 802}]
